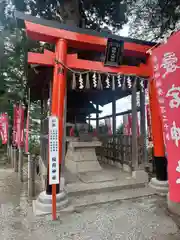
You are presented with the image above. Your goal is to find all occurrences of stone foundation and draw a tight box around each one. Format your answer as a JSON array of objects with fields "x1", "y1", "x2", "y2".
[
  {"x1": 98, "y1": 156, "x2": 124, "y2": 170},
  {"x1": 65, "y1": 141, "x2": 102, "y2": 174}
]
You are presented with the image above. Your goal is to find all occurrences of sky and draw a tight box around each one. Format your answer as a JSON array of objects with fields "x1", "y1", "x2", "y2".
[{"x1": 90, "y1": 24, "x2": 132, "y2": 128}]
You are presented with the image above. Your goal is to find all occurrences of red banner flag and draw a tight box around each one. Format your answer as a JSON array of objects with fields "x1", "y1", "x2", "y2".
[
  {"x1": 18, "y1": 105, "x2": 25, "y2": 148},
  {"x1": 152, "y1": 31, "x2": 180, "y2": 202},
  {"x1": 12, "y1": 105, "x2": 18, "y2": 147},
  {"x1": 0, "y1": 113, "x2": 8, "y2": 144},
  {"x1": 13, "y1": 104, "x2": 25, "y2": 148}
]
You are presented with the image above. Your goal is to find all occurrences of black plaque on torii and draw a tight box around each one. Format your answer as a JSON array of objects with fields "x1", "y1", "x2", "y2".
[{"x1": 104, "y1": 38, "x2": 124, "y2": 67}]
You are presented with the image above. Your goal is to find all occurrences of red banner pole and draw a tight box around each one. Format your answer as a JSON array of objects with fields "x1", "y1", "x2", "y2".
[{"x1": 51, "y1": 39, "x2": 67, "y2": 220}]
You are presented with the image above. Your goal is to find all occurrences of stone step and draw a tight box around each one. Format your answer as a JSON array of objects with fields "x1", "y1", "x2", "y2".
[
  {"x1": 69, "y1": 187, "x2": 157, "y2": 211},
  {"x1": 66, "y1": 176, "x2": 148, "y2": 197}
]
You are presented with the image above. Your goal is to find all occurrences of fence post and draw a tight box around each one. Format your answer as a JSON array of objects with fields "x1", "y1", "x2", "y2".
[
  {"x1": 10, "y1": 145, "x2": 13, "y2": 168},
  {"x1": 28, "y1": 153, "x2": 35, "y2": 198},
  {"x1": 14, "y1": 147, "x2": 18, "y2": 172},
  {"x1": 18, "y1": 148, "x2": 23, "y2": 182}
]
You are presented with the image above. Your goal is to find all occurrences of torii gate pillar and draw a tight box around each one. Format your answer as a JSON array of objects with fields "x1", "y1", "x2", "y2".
[
  {"x1": 148, "y1": 79, "x2": 168, "y2": 195},
  {"x1": 33, "y1": 39, "x2": 68, "y2": 217}
]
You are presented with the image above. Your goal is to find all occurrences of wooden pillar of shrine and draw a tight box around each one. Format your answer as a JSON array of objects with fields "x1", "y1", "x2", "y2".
[
  {"x1": 46, "y1": 39, "x2": 67, "y2": 202},
  {"x1": 131, "y1": 81, "x2": 138, "y2": 170},
  {"x1": 96, "y1": 104, "x2": 99, "y2": 133},
  {"x1": 140, "y1": 88, "x2": 148, "y2": 166},
  {"x1": 112, "y1": 95, "x2": 116, "y2": 135},
  {"x1": 149, "y1": 79, "x2": 167, "y2": 181}
]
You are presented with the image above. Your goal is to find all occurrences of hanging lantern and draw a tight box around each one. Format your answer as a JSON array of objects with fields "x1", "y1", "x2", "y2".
[{"x1": 79, "y1": 73, "x2": 84, "y2": 89}]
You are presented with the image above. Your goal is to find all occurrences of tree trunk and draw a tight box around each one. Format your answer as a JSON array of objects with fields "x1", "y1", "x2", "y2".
[{"x1": 57, "y1": 0, "x2": 81, "y2": 27}]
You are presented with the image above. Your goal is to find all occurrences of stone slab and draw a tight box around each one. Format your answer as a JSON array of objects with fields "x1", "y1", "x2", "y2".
[
  {"x1": 70, "y1": 187, "x2": 157, "y2": 210},
  {"x1": 69, "y1": 141, "x2": 102, "y2": 149},
  {"x1": 78, "y1": 171, "x2": 117, "y2": 183},
  {"x1": 66, "y1": 159, "x2": 102, "y2": 173},
  {"x1": 66, "y1": 176, "x2": 147, "y2": 196}
]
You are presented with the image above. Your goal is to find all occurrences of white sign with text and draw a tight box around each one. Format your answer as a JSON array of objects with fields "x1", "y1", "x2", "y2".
[{"x1": 49, "y1": 116, "x2": 59, "y2": 185}]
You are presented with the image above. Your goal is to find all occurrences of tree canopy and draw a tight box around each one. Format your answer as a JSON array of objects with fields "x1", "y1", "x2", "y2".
[{"x1": 128, "y1": 0, "x2": 180, "y2": 40}]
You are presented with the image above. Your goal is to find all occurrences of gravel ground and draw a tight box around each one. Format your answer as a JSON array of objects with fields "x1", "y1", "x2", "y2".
[{"x1": 0, "y1": 168, "x2": 179, "y2": 240}]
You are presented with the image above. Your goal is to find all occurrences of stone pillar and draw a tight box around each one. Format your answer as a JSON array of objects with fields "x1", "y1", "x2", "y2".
[
  {"x1": 112, "y1": 95, "x2": 116, "y2": 135},
  {"x1": 96, "y1": 104, "x2": 99, "y2": 133},
  {"x1": 28, "y1": 153, "x2": 35, "y2": 198},
  {"x1": 14, "y1": 147, "x2": 18, "y2": 172},
  {"x1": 148, "y1": 79, "x2": 168, "y2": 195},
  {"x1": 131, "y1": 81, "x2": 138, "y2": 170},
  {"x1": 140, "y1": 89, "x2": 148, "y2": 168},
  {"x1": 131, "y1": 80, "x2": 148, "y2": 183},
  {"x1": 18, "y1": 147, "x2": 23, "y2": 182}
]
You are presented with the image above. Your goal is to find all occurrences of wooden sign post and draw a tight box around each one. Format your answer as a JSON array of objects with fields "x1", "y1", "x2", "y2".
[{"x1": 48, "y1": 116, "x2": 59, "y2": 220}]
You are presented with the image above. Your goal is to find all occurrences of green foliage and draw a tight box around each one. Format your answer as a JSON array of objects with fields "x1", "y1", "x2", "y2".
[
  {"x1": 13, "y1": 0, "x2": 130, "y2": 32},
  {"x1": 116, "y1": 123, "x2": 124, "y2": 135},
  {"x1": 88, "y1": 124, "x2": 93, "y2": 133},
  {"x1": 128, "y1": 0, "x2": 180, "y2": 40},
  {"x1": 29, "y1": 138, "x2": 40, "y2": 156}
]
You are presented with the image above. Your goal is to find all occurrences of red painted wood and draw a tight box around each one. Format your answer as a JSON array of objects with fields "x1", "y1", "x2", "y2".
[
  {"x1": 25, "y1": 21, "x2": 152, "y2": 54},
  {"x1": 28, "y1": 50, "x2": 151, "y2": 77}
]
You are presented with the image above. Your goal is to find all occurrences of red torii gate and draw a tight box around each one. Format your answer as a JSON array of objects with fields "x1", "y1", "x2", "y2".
[{"x1": 15, "y1": 11, "x2": 166, "y2": 219}]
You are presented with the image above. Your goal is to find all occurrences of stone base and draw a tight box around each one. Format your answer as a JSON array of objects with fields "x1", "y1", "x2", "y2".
[
  {"x1": 65, "y1": 141, "x2": 102, "y2": 174},
  {"x1": 132, "y1": 170, "x2": 149, "y2": 183},
  {"x1": 149, "y1": 177, "x2": 168, "y2": 196},
  {"x1": 123, "y1": 164, "x2": 132, "y2": 173},
  {"x1": 167, "y1": 193, "x2": 180, "y2": 216},
  {"x1": 33, "y1": 190, "x2": 68, "y2": 216}
]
